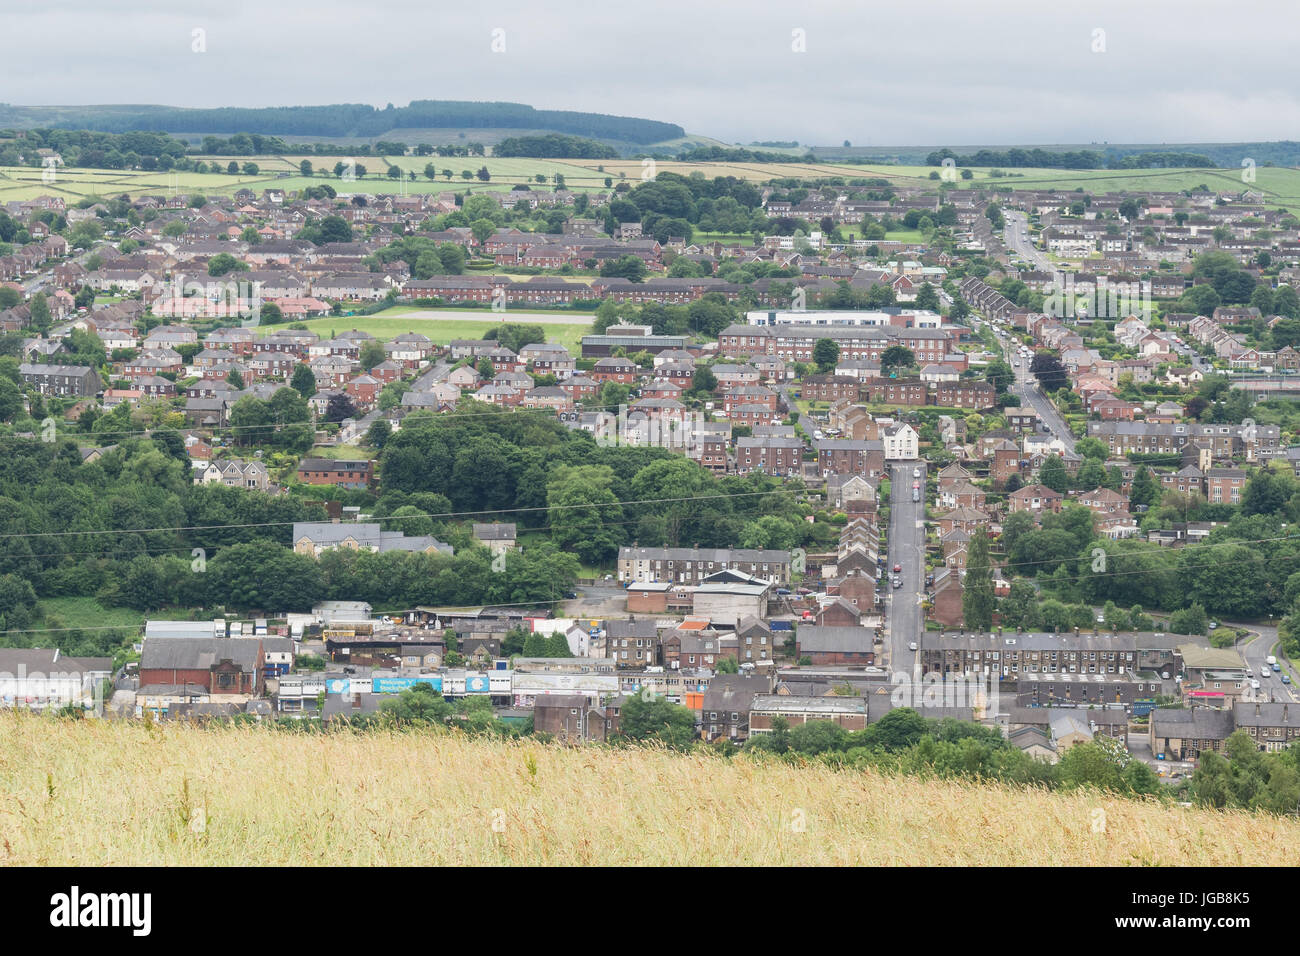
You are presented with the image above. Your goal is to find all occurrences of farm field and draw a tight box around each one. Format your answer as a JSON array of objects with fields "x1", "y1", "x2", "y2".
[
  {"x1": 3, "y1": 157, "x2": 1298, "y2": 210},
  {"x1": 3, "y1": 718, "x2": 1299, "y2": 866}
]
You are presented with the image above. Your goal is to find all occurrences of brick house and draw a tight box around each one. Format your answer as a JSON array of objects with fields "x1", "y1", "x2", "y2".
[{"x1": 295, "y1": 458, "x2": 374, "y2": 490}]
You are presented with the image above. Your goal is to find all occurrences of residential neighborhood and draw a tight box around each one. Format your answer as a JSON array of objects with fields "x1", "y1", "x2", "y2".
[{"x1": 4, "y1": 6, "x2": 1300, "y2": 882}]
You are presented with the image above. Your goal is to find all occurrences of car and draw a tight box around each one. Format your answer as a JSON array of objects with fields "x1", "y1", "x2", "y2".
[
  {"x1": 1274, "y1": 663, "x2": 1282, "y2": 672},
  {"x1": 1267, "y1": 655, "x2": 1277, "y2": 666},
  {"x1": 1285, "y1": 674, "x2": 1293, "y2": 685},
  {"x1": 908, "y1": 642, "x2": 918, "y2": 651},
  {"x1": 813, "y1": 430, "x2": 824, "y2": 440},
  {"x1": 1208, "y1": 621, "x2": 1218, "y2": 630},
  {"x1": 912, "y1": 490, "x2": 920, "y2": 502},
  {"x1": 1160, "y1": 671, "x2": 1171, "y2": 680},
  {"x1": 892, "y1": 577, "x2": 903, "y2": 589},
  {"x1": 1251, "y1": 679, "x2": 1262, "y2": 690},
  {"x1": 562, "y1": 590, "x2": 577, "y2": 599},
  {"x1": 1096, "y1": 614, "x2": 1105, "y2": 624},
  {"x1": 912, "y1": 467, "x2": 921, "y2": 478},
  {"x1": 1261, "y1": 668, "x2": 1271, "y2": 679},
  {"x1": 893, "y1": 563, "x2": 902, "y2": 573}
]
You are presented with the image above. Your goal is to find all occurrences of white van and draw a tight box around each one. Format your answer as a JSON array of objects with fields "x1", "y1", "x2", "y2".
[{"x1": 1267, "y1": 655, "x2": 1277, "y2": 666}]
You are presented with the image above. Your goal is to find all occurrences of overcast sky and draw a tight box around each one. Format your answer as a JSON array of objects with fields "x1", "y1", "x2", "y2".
[{"x1": 4, "y1": 0, "x2": 1299, "y2": 146}]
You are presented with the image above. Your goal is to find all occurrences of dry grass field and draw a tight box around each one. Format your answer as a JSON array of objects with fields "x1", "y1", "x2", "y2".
[{"x1": 1, "y1": 716, "x2": 1298, "y2": 866}]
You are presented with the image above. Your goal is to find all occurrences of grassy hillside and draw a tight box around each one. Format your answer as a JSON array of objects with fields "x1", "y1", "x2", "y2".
[{"x1": 3, "y1": 716, "x2": 1298, "y2": 866}]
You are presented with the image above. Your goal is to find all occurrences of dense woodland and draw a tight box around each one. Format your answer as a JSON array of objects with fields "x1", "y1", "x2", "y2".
[
  {"x1": 0, "y1": 404, "x2": 827, "y2": 660},
  {"x1": 0, "y1": 101, "x2": 684, "y2": 145}
]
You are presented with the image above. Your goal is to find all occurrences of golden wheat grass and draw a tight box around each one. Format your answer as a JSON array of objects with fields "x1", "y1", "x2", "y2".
[{"x1": 0, "y1": 715, "x2": 1296, "y2": 866}]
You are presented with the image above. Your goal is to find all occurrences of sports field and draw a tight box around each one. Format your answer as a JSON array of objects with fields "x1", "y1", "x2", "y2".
[{"x1": 254, "y1": 307, "x2": 593, "y2": 353}]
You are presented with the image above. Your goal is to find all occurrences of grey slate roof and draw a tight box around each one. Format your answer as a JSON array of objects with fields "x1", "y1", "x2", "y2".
[{"x1": 140, "y1": 637, "x2": 262, "y2": 671}]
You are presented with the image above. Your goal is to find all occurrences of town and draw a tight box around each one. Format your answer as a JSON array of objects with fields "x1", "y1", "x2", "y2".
[{"x1": 3, "y1": 123, "x2": 1300, "y2": 818}]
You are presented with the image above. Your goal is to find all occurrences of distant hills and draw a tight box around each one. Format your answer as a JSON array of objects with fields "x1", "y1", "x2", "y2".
[
  {"x1": 810, "y1": 142, "x2": 1300, "y2": 167},
  {"x1": 0, "y1": 100, "x2": 684, "y2": 147},
  {"x1": 1, "y1": 100, "x2": 1298, "y2": 167}
]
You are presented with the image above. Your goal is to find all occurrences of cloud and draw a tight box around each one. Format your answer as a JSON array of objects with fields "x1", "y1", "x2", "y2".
[{"x1": 3, "y1": 0, "x2": 1297, "y2": 145}]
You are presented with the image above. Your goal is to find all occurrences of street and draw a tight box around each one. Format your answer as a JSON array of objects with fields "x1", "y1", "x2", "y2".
[
  {"x1": 886, "y1": 461, "x2": 926, "y2": 674},
  {"x1": 1002, "y1": 210, "x2": 1055, "y2": 273},
  {"x1": 1011, "y1": 350, "x2": 1077, "y2": 453},
  {"x1": 1235, "y1": 623, "x2": 1300, "y2": 704},
  {"x1": 994, "y1": 317, "x2": 1078, "y2": 454}
]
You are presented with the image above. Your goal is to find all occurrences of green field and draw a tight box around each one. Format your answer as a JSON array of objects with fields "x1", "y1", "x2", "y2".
[{"x1": 256, "y1": 308, "x2": 593, "y2": 353}]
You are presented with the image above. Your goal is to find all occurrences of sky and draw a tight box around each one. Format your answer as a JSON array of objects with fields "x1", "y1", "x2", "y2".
[{"x1": 2, "y1": 0, "x2": 1299, "y2": 147}]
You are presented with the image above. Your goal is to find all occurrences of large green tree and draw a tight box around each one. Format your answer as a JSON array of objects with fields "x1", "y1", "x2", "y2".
[{"x1": 962, "y1": 528, "x2": 996, "y2": 630}]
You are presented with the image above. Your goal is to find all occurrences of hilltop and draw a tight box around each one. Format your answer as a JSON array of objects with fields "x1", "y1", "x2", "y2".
[
  {"x1": 2, "y1": 717, "x2": 1298, "y2": 866},
  {"x1": 0, "y1": 101, "x2": 685, "y2": 150}
]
